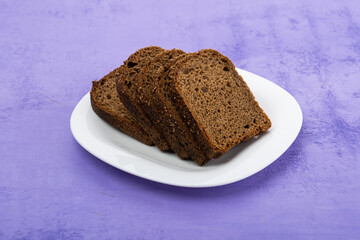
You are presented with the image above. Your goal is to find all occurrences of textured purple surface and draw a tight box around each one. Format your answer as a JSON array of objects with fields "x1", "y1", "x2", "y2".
[{"x1": 1, "y1": 0, "x2": 360, "y2": 239}]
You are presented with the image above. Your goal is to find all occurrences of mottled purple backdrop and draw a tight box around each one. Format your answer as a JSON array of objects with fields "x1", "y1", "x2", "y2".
[{"x1": 1, "y1": 0, "x2": 359, "y2": 239}]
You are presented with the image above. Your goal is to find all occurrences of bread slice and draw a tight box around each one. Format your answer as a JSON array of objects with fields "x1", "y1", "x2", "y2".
[
  {"x1": 141, "y1": 52, "x2": 209, "y2": 165},
  {"x1": 167, "y1": 49, "x2": 271, "y2": 158},
  {"x1": 116, "y1": 46, "x2": 171, "y2": 151},
  {"x1": 90, "y1": 70, "x2": 153, "y2": 146},
  {"x1": 136, "y1": 49, "x2": 190, "y2": 159}
]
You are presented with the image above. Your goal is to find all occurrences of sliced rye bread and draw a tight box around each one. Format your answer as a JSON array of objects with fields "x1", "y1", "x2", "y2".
[
  {"x1": 136, "y1": 49, "x2": 190, "y2": 159},
  {"x1": 90, "y1": 70, "x2": 153, "y2": 146},
  {"x1": 167, "y1": 49, "x2": 271, "y2": 158},
  {"x1": 115, "y1": 46, "x2": 171, "y2": 151},
  {"x1": 142, "y1": 52, "x2": 209, "y2": 165}
]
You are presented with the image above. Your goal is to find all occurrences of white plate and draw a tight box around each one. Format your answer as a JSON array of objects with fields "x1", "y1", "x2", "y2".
[{"x1": 70, "y1": 69, "x2": 302, "y2": 188}]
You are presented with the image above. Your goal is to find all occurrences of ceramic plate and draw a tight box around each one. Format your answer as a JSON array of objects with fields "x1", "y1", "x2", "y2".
[{"x1": 70, "y1": 69, "x2": 302, "y2": 188}]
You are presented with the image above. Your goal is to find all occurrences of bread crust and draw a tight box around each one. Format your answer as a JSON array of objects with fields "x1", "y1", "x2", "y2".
[
  {"x1": 115, "y1": 46, "x2": 171, "y2": 151},
  {"x1": 148, "y1": 53, "x2": 209, "y2": 165},
  {"x1": 136, "y1": 49, "x2": 190, "y2": 159}
]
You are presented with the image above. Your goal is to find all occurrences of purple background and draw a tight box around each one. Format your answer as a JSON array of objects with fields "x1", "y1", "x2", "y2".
[{"x1": 1, "y1": 0, "x2": 360, "y2": 239}]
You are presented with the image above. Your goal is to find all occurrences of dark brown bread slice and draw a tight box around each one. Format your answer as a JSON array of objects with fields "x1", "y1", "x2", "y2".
[
  {"x1": 168, "y1": 49, "x2": 271, "y2": 159},
  {"x1": 143, "y1": 53, "x2": 209, "y2": 165},
  {"x1": 116, "y1": 46, "x2": 171, "y2": 151},
  {"x1": 136, "y1": 49, "x2": 190, "y2": 159},
  {"x1": 90, "y1": 70, "x2": 153, "y2": 146}
]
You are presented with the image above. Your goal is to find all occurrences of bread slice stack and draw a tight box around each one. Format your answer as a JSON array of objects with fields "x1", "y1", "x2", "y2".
[{"x1": 90, "y1": 46, "x2": 271, "y2": 165}]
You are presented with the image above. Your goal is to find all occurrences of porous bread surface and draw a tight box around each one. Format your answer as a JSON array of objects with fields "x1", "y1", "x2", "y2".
[
  {"x1": 116, "y1": 46, "x2": 171, "y2": 151},
  {"x1": 168, "y1": 49, "x2": 271, "y2": 157},
  {"x1": 90, "y1": 71, "x2": 153, "y2": 146},
  {"x1": 137, "y1": 49, "x2": 190, "y2": 159},
  {"x1": 153, "y1": 54, "x2": 209, "y2": 165}
]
